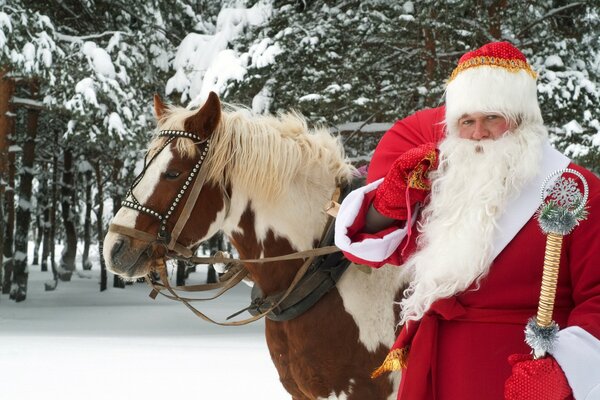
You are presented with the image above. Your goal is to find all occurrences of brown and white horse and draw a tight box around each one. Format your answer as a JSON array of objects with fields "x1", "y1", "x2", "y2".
[{"x1": 103, "y1": 92, "x2": 405, "y2": 399}]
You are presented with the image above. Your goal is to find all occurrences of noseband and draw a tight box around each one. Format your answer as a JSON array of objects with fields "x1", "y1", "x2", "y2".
[{"x1": 110, "y1": 130, "x2": 214, "y2": 258}]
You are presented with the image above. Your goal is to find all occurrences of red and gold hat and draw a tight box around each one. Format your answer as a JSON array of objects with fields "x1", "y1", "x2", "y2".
[{"x1": 445, "y1": 42, "x2": 543, "y2": 135}]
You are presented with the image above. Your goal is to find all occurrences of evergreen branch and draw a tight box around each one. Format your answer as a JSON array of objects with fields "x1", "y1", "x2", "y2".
[
  {"x1": 516, "y1": 2, "x2": 585, "y2": 38},
  {"x1": 55, "y1": 31, "x2": 131, "y2": 43}
]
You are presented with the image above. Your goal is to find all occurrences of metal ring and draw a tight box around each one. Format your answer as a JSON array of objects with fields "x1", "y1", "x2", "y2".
[{"x1": 540, "y1": 168, "x2": 589, "y2": 215}]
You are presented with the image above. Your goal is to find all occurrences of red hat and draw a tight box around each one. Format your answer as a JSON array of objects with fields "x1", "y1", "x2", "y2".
[{"x1": 445, "y1": 42, "x2": 542, "y2": 135}]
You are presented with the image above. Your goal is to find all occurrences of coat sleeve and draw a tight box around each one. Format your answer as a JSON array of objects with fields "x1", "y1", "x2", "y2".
[
  {"x1": 335, "y1": 107, "x2": 445, "y2": 268},
  {"x1": 549, "y1": 169, "x2": 600, "y2": 400},
  {"x1": 334, "y1": 178, "x2": 417, "y2": 268}
]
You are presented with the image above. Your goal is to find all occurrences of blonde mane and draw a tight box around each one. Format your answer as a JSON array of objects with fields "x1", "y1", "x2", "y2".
[{"x1": 149, "y1": 104, "x2": 355, "y2": 202}]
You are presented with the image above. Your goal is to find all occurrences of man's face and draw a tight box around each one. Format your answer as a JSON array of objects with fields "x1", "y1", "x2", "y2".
[{"x1": 457, "y1": 112, "x2": 515, "y2": 140}]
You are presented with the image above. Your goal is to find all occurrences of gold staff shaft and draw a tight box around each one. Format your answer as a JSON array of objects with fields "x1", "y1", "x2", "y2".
[{"x1": 536, "y1": 232, "x2": 563, "y2": 328}]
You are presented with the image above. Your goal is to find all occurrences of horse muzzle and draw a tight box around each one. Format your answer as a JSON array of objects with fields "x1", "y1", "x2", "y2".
[{"x1": 103, "y1": 230, "x2": 160, "y2": 279}]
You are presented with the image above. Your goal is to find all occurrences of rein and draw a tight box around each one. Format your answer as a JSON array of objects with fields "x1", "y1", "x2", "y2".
[{"x1": 109, "y1": 128, "x2": 345, "y2": 325}]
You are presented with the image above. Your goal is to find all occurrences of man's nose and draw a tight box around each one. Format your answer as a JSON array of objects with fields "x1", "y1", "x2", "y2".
[{"x1": 471, "y1": 120, "x2": 489, "y2": 140}]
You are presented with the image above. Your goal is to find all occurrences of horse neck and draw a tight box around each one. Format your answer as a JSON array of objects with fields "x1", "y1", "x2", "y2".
[{"x1": 224, "y1": 183, "x2": 332, "y2": 296}]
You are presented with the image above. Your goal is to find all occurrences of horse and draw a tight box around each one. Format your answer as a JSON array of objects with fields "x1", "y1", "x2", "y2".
[{"x1": 103, "y1": 92, "x2": 407, "y2": 399}]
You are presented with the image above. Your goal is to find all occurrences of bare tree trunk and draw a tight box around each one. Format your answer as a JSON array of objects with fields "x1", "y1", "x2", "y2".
[
  {"x1": 111, "y1": 158, "x2": 125, "y2": 288},
  {"x1": 32, "y1": 214, "x2": 42, "y2": 265},
  {"x1": 81, "y1": 169, "x2": 92, "y2": 270},
  {"x1": 0, "y1": 68, "x2": 14, "y2": 294},
  {"x1": 11, "y1": 80, "x2": 39, "y2": 302},
  {"x1": 176, "y1": 260, "x2": 186, "y2": 286},
  {"x1": 487, "y1": 0, "x2": 507, "y2": 39},
  {"x1": 39, "y1": 162, "x2": 50, "y2": 272},
  {"x1": 2, "y1": 142, "x2": 15, "y2": 294},
  {"x1": 421, "y1": 10, "x2": 438, "y2": 107},
  {"x1": 94, "y1": 161, "x2": 107, "y2": 291},
  {"x1": 58, "y1": 147, "x2": 76, "y2": 281},
  {"x1": 44, "y1": 130, "x2": 59, "y2": 291},
  {"x1": 0, "y1": 69, "x2": 14, "y2": 294}
]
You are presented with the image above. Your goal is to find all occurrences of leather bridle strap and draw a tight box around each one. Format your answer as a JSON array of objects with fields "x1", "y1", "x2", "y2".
[
  {"x1": 109, "y1": 223, "x2": 340, "y2": 265},
  {"x1": 170, "y1": 245, "x2": 340, "y2": 265},
  {"x1": 151, "y1": 250, "x2": 317, "y2": 326},
  {"x1": 167, "y1": 160, "x2": 211, "y2": 251},
  {"x1": 149, "y1": 262, "x2": 249, "y2": 301},
  {"x1": 108, "y1": 224, "x2": 194, "y2": 258}
]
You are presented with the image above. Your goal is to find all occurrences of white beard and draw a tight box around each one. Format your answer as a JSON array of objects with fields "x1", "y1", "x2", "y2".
[{"x1": 399, "y1": 123, "x2": 547, "y2": 324}]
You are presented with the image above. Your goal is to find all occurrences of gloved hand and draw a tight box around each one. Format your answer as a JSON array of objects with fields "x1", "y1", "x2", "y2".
[
  {"x1": 372, "y1": 142, "x2": 438, "y2": 220},
  {"x1": 504, "y1": 354, "x2": 573, "y2": 400}
]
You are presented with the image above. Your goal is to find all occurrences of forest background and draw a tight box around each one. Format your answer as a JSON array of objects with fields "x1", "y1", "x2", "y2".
[{"x1": 0, "y1": 0, "x2": 598, "y2": 302}]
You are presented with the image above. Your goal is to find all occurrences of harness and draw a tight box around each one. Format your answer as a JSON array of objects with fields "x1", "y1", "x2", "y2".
[
  {"x1": 245, "y1": 180, "x2": 360, "y2": 321},
  {"x1": 109, "y1": 129, "x2": 357, "y2": 325}
]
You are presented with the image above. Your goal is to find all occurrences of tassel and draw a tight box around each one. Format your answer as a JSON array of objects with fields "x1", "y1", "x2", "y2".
[{"x1": 371, "y1": 347, "x2": 409, "y2": 379}]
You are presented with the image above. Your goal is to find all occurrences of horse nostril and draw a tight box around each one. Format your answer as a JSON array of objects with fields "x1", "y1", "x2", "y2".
[{"x1": 111, "y1": 238, "x2": 126, "y2": 259}]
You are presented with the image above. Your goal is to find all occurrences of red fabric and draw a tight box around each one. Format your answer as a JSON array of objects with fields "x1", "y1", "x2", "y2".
[
  {"x1": 387, "y1": 163, "x2": 600, "y2": 399},
  {"x1": 458, "y1": 41, "x2": 528, "y2": 64},
  {"x1": 372, "y1": 142, "x2": 438, "y2": 220},
  {"x1": 367, "y1": 107, "x2": 446, "y2": 184},
  {"x1": 504, "y1": 354, "x2": 573, "y2": 400}
]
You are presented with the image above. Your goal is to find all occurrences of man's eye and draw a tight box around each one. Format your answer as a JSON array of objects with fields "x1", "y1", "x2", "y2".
[
  {"x1": 486, "y1": 115, "x2": 499, "y2": 120},
  {"x1": 164, "y1": 171, "x2": 181, "y2": 180},
  {"x1": 461, "y1": 120, "x2": 473, "y2": 125}
]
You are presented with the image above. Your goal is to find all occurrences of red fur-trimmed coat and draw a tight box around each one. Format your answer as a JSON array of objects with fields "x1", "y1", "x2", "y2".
[{"x1": 334, "y1": 107, "x2": 600, "y2": 399}]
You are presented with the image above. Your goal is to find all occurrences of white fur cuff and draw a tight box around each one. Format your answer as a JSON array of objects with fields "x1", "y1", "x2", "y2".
[
  {"x1": 334, "y1": 179, "x2": 410, "y2": 263},
  {"x1": 549, "y1": 326, "x2": 600, "y2": 400}
]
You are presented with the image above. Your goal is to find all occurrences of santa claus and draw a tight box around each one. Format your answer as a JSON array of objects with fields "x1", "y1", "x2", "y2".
[{"x1": 334, "y1": 42, "x2": 600, "y2": 400}]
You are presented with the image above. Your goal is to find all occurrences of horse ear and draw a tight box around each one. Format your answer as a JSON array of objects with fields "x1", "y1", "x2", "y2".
[
  {"x1": 185, "y1": 91, "x2": 221, "y2": 139},
  {"x1": 153, "y1": 93, "x2": 168, "y2": 121}
]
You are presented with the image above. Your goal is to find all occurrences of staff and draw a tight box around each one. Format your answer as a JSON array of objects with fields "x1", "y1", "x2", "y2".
[{"x1": 526, "y1": 168, "x2": 589, "y2": 359}]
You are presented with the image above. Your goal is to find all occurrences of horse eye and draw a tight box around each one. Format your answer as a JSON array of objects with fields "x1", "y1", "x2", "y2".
[{"x1": 164, "y1": 171, "x2": 181, "y2": 180}]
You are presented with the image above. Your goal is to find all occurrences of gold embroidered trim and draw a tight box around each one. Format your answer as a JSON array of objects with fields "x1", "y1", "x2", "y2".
[
  {"x1": 448, "y1": 56, "x2": 537, "y2": 82},
  {"x1": 407, "y1": 151, "x2": 437, "y2": 190},
  {"x1": 371, "y1": 347, "x2": 409, "y2": 379}
]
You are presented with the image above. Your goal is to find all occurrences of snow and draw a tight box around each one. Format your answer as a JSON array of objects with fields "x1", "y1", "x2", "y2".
[
  {"x1": 299, "y1": 93, "x2": 323, "y2": 102},
  {"x1": 545, "y1": 55, "x2": 564, "y2": 69},
  {"x1": 251, "y1": 82, "x2": 273, "y2": 114},
  {"x1": 0, "y1": 11, "x2": 12, "y2": 31},
  {"x1": 0, "y1": 246, "x2": 287, "y2": 400},
  {"x1": 334, "y1": 122, "x2": 394, "y2": 133},
  {"x1": 167, "y1": 3, "x2": 272, "y2": 106},
  {"x1": 107, "y1": 112, "x2": 125, "y2": 138},
  {"x1": 82, "y1": 41, "x2": 116, "y2": 79},
  {"x1": 249, "y1": 38, "x2": 283, "y2": 68},
  {"x1": 74, "y1": 77, "x2": 99, "y2": 106}
]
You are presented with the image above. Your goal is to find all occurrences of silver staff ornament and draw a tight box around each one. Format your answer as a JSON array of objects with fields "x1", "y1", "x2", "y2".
[{"x1": 525, "y1": 168, "x2": 589, "y2": 359}]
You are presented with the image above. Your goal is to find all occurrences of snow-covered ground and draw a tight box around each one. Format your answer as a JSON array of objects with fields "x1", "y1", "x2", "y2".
[{"x1": 0, "y1": 261, "x2": 288, "y2": 400}]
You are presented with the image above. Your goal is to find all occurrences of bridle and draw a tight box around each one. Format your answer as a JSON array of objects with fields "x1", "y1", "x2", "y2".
[
  {"x1": 110, "y1": 129, "x2": 214, "y2": 258},
  {"x1": 108, "y1": 128, "x2": 343, "y2": 326}
]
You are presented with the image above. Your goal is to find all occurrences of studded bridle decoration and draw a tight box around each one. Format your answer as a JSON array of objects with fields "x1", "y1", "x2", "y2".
[{"x1": 121, "y1": 130, "x2": 210, "y2": 246}]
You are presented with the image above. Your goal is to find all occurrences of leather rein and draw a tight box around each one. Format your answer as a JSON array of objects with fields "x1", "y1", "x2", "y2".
[{"x1": 108, "y1": 129, "x2": 342, "y2": 326}]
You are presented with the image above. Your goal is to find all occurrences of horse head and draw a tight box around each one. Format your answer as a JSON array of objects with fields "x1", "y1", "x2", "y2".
[{"x1": 104, "y1": 92, "x2": 227, "y2": 279}]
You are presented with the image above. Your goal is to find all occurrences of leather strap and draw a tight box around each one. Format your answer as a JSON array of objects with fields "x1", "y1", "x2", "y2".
[
  {"x1": 150, "y1": 251, "x2": 317, "y2": 326},
  {"x1": 108, "y1": 224, "x2": 194, "y2": 258},
  {"x1": 168, "y1": 164, "x2": 210, "y2": 251}
]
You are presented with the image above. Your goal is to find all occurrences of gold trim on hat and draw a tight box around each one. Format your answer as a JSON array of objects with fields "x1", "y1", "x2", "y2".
[{"x1": 448, "y1": 56, "x2": 537, "y2": 82}]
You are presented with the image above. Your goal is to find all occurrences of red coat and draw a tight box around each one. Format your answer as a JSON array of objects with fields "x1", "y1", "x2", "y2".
[
  {"x1": 396, "y1": 174, "x2": 600, "y2": 399},
  {"x1": 335, "y1": 107, "x2": 600, "y2": 399}
]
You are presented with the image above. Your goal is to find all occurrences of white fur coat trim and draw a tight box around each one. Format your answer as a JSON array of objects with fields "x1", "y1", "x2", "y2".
[
  {"x1": 549, "y1": 326, "x2": 600, "y2": 400},
  {"x1": 491, "y1": 141, "x2": 570, "y2": 260}
]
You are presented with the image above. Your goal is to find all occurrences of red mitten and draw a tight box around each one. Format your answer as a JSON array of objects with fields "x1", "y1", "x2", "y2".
[
  {"x1": 504, "y1": 354, "x2": 573, "y2": 400},
  {"x1": 373, "y1": 142, "x2": 438, "y2": 220}
]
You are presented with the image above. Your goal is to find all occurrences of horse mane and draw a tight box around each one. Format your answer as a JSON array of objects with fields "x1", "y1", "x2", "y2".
[{"x1": 149, "y1": 104, "x2": 355, "y2": 202}]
